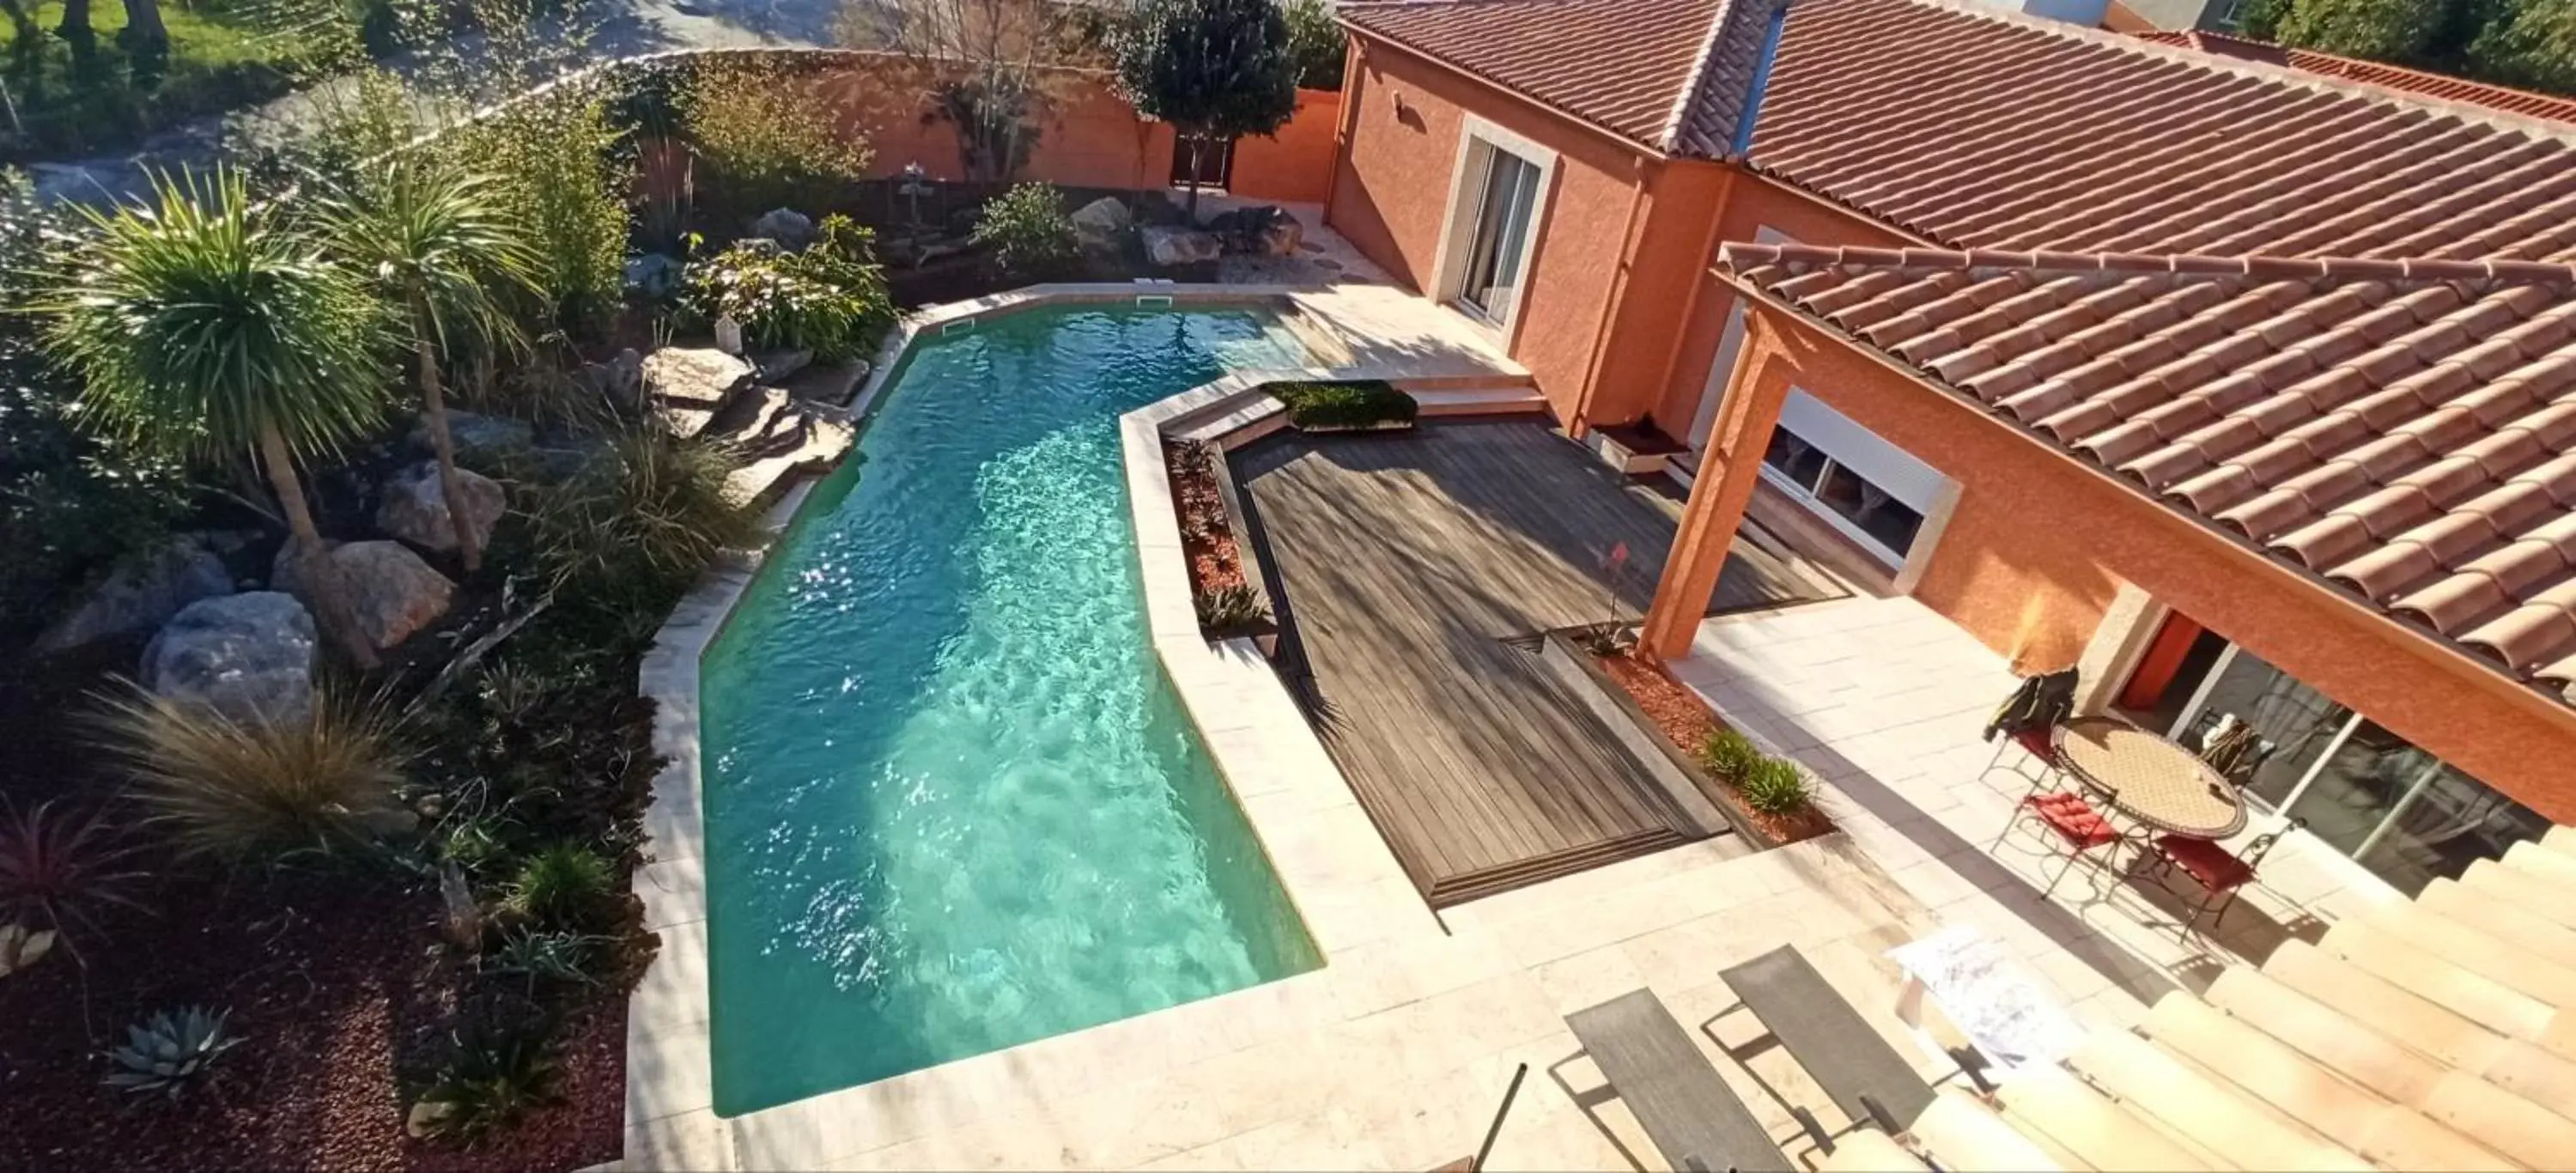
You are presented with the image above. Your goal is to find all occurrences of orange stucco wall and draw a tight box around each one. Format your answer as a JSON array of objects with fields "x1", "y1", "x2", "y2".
[
  {"x1": 1327, "y1": 38, "x2": 1668, "y2": 420},
  {"x1": 813, "y1": 61, "x2": 1339, "y2": 198},
  {"x1": 1741, "y1": 304, "x2": 2576, "y2": 816}
]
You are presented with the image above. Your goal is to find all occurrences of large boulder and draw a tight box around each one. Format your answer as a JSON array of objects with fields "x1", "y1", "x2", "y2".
[
  {"x1": 580, "y1": 348, "x2": 646, "y2": 410},
  {"x1": 642, "y1": 348, "x2": 756, "y2": 438},
  {"x1": 624, "y1": 253, "x2": 683, "y2": 299},
  {"x1": 271, "y1": 540, "x2": 456, "y2": 653},
  {"x1": 36, "y1": 536, "x2": 234, "y2": 653},
  {"x1": 410, "y1": 411, "x2": 533, "y2": 465},
  {"x1": 1069, "y1": 197, "x2": 1132, "y2": 255},
  {"x1": 1142, "y1": 226, "x2": 1224, "y2": 267},
  {"x1": 749, "y1": 208, "x2": 817, "y2": 251},
  {"x1": 1205, "y1": 205, "x2": 1303, "y2": 257},
  {"x1": 143, "y1": 592, "x2": 317, "y2": 726},
  {"x1": 376, "y1": 462, "x2": 507, "y2": 556}
]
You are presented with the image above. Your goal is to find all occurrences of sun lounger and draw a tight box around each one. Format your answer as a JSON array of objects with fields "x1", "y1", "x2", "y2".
[{"x1": 1565, "y1": 989, "x2": 1793, "y2": 1173}]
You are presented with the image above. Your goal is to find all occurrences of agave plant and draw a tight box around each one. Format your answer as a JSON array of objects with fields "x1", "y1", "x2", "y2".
[
  {"x1": 104, "y1": 1006, "x2": 243, "y2": 1102},
  {"x1": 0, "y1": 798, "x2": 152, "y2": 964},
  {"x1": 1194, "y1": 583, "x2": 1268, "y2": 630}
]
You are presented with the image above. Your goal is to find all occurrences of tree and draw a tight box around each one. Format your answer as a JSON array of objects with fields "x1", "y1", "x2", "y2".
[
  {"x1": 118, "y1": 0, "x2": 168, "y2": 52},
  {"x1": 1281, "y1": 0, "x2": 1345, "y2": 90},
  {"x1": 836, "y1": 0, "x2": 1086, "y2": 184},
  {"x1": 1115, "y1": 0, "x2": 1299, "y2": 216},
  {"x1": 2470, "y1": 0, "x2": 2576, "y2": 93},
  {"x1": 39, "y1": 168, "x2": 392, "y2": 668},
  {"x1": 317, "y1": 155, "x2": 541, "y2": 574},
  {"x1": 2271, "y1": 0, "x2": 2444, "y2": 63}
]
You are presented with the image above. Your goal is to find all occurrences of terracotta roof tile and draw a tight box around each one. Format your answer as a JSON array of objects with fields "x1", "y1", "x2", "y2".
[{"x1": 2136, "y1": 29, "x2": 2576, "y2": 126}]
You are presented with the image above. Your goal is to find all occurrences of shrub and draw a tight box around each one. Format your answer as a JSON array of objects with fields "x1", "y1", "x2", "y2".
[
  {"x1": 104, "y1": 1006, "x2": 242, "y2": 1103},
  {"x1": 1194, "y1": 583, "x2": 1268, "y2": 630},
  {"x1": 1737, "y1": 757, "x2": 1815, "y2": 817},
  {"x1": 970, "y1": 182, "x2": 1080, "y2": 280},
  {"x1": 440, "y1": 89, "x2": 629, "y2": 336},
  {"x1": 409, "y1": 1020, "x2": 561, "y2": 1143},
  {"x1": 683, "y1": 58, "x2": 873, "y2": 218},
  {"x1": 482, "y1": 927, "x2": 598, "y2": 989},
  {"x1": 0, "y1": 799, "x2": 151, "y2": 957},
  {"x1": 687, "y1": 215, "x2": 895, "y2": 362},
  {"x1": 501, "y1": 842, "x2": 615, "y2": 930},
  {"x1": 1698, "y1": 729, "x2": 1765, "y2": 782},
  {"x1": 1270, "y1": 380, "x2": 1418, "y2": 430},
  {"x1": 529, "y1": 425, "x2": 758, "y2": 599},
  {"x1": 90, "y1": 687, "x2": 414, "y2": 866}
]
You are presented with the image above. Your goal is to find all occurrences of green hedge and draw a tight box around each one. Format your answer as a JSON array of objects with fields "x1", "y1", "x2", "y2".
[{"x1": 1270, "y1": 380, "x2": 1416, "y2": 430}]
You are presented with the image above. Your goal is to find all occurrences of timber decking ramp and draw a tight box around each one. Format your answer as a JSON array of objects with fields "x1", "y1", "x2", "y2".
[{"x1": 1232, "y1": 422, "x2": 1839, "y2": 906}]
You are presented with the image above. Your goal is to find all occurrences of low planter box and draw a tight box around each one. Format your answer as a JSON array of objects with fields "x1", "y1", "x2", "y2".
[
  {"x1": 1269, "y1": 380, "x2": 1419, "y2": 434},
  {"x1": 1166, "y1": 435, "x2": 1281, "y2": 654},
  {"x1": 1546, "y1": 627, "x2": 1834, "y2": 848}
]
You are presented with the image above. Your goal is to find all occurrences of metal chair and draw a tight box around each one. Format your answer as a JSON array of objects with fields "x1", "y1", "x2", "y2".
[{"x1": 2145, "y1": 818, "x2": 2304, "y2": 938}]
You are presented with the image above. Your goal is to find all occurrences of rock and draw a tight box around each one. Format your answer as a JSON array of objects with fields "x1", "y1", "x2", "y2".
[
  {"x1": 624, "y1": 252, "x2": 683, "y2": 299},
  {"x1": 749, "y1": 208, "x2": 816, "y2": 251},
  {"x1": 410, "y1": 410, "x2": 534, "y2": 464},
  {"x1": 642, "y1": 347, "x2": 756, "y2": 437},
  {"x1": 1205, "y1": 205, "x2": 1303, "y2": 257},
  {"x1": 580, "y1": 348, "x2": 646, "y2": 409},
  {"x1": 1257, "y1": 211, "x2": 1304, "y2": 258},
  {"x1": 1131, "y1": 190, "x2": 1188, "y2": 227},
  {"x1": 1142, "y1": 226, "x2": 1224, "y2": 267},
  {"x1": 271, "y1": 540, "x2": 454, "y2": 652},
  {"x1": 36, "y1": 536, "x2": 234, "y2": 653},
  {"x1": 1070, "y1": 197, "x2": 1132, "y2": 254},
  {"x1": 753, "y1": 348, "x2": 813, "y2": 382},
  {"x1": 376, "y1": 462, "x2": 507, "y2": 556},
  {"x1": 143, "y1": 592, "x2": 318, "y2": 726}
]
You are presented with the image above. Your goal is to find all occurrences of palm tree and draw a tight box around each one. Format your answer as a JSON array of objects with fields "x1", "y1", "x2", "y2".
[
  {"x1": 39, "y1": 167, "x2": 392, "y2": 669},
  {"x1": 316, "y1": 156, "x2": 540, "y2": 574}
]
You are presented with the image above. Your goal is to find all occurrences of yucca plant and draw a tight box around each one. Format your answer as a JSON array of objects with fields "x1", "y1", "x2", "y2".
[
  {"x1": 104, "y1": 1006, "x2": 243, "y2": 1102},
  {"x1": 89, "y1": 685, "x2": 414, "y2": 866},
  {"x1": 1698, "y1": 729, "x2": 1765, "y2": 783},
  {"x1": 1738, "y1": 756, "x2": 1815, "y2": 817},
  {"x1": 315, "y1": 155, "x2": 543, "y2": 573},
  {"x1": 528, "y1": 425, "x2": 756, "y2": 599},
  {"x1": 481, "y1": 927, "x2": 598, "y2": 989},
  {"x1": 408, "y1": 1021, "x2": 562, "y2": 1143},
  {"x1": 501, "y1": 842, "x2": 614, "y2": 930},
  {"x1": 0, "y1": 798, "x2": 152, "y2": 966},
  {"x1": 37, "y1": 167, "x2": 393, "y2": 668}
]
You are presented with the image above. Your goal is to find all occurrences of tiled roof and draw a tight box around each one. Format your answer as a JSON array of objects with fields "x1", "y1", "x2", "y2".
[
  {"x1": 2134, "y1": 29, "x2": 2576, "y2": 125},
  {"x1": 1746, "y1": 0, "x2": 2576, "y2": 252},
  {"x1": 1336, "y1": 0, "x2": 1788, "y2": 156},
  {"x1": 1719, "y1": 240, "x2": 2576, "y2": 707}
]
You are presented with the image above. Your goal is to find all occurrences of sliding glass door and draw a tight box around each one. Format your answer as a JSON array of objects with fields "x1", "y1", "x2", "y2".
[{"x1": 1457, "y1": 147, "x2": 1540, "y2": 324}]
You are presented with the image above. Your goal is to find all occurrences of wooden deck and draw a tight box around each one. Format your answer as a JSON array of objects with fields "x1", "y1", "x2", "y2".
[{"x1": 1233, "y1": 422, "x2": 1841, "y2": 905}]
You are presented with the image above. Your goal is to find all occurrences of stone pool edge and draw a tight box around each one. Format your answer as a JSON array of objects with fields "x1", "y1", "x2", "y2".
[{"x1": 621, "y1": 283, "x2": 1521, "y2": 1170}]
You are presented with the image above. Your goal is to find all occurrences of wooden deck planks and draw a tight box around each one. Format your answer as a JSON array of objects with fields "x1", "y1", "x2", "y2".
[{"x1": 1234, "y1": 422, "x2": 1839, "y2": 904}]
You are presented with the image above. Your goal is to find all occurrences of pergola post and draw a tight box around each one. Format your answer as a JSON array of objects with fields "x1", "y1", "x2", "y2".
[{"x1": 1639, "y1": 315, "x2": 1797, "y2": 660}]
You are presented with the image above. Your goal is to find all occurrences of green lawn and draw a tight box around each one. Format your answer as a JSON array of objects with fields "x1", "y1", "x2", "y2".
[{"x1": 0, "y1": 0, "x2": 307, "y2": 161}]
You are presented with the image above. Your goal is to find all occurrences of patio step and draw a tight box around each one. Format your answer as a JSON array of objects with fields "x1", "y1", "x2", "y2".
[
  {"x1": 2360, "y1": 903, "x2": 2576, "y2": 1011},
  {"x1": 2459, "y1": 860, "x2": 2576, "y2": 931},
  {"x1": 2420, "y1": 879, "x2": 2576, "y2": 969},
  {"x1": 2506, "y1": 841, "x2": 2576, "y2": 886},
  {"x1": 2322, "y1": 919, "x2": 2555, "y2": 1042},
  {"x1": 2544, "y1": 826, "x2": 2576, "y2": 859},
  {"x1": 2138, "y1": 993, "x2": 2515, "y2": 1170},
  {"x1": 2203, "y1": 967, "x2": 2576, "y2": 1165},
  {"x1": 1990, "y1": 1067, "x2": 2219, "y2": 1170},
  {"x1": 1906, "y1": 1088, "x2": 2065, "y2": 1172},
  {"x1": 1818, "y1": 1129, "x2": 1931, "y2": 1172},
  {"x1": 2063, "y1": 1025, "x2": 2369, "y2": 1170},
  {"x1": 1405, "y1": 386, "x2": 1549, "y2": 416},
  {"x1": 2258, "y1": 943, "x2": 2576, "y2": 1122}
]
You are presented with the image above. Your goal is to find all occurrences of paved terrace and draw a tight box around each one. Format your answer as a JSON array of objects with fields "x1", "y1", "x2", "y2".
[{"x1": 1236, "y1": 422, "x2": 1840, "y2": 904}]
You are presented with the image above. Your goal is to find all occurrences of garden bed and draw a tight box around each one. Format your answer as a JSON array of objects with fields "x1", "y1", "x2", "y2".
[
  {"x1": 1565, "y1": 632, "x2": 1834, "y2": 845},
  {"x1": 1166, "y1": 437, "x2": 1279, "y2": 647},
  {"x1": 1269, "y1": 380, "x2": 1418, "y2": 433}
]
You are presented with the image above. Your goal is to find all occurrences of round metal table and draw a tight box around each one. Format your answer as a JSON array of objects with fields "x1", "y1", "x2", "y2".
[{"x1": 2051, "y1": 716, "x2": 2247, "y2": 839}]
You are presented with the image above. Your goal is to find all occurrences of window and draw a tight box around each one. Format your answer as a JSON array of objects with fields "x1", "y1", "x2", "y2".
[
  {"x1": 1456, "y1": 147, "x2": 1540, "y2": 324},
  {"x1": 1759, "y1": 419, "x2": 1928, "y2": 564},
  {"x1": 2154, "y1": 638, "x2": 2545, "y2": 895}
]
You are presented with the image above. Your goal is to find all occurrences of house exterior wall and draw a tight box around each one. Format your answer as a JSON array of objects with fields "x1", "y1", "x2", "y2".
[
  {"x1": 1324, "y1": 38, "x2": 1659, "y2": 420},
  {"x1": 1742, "y1": 302, "x2": 2576, "y2": 817}
]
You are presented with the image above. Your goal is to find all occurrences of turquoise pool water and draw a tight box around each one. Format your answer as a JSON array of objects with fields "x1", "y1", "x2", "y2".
[{"x1": 700, "y1": 307, "x2": 1322, "y2": 1115}]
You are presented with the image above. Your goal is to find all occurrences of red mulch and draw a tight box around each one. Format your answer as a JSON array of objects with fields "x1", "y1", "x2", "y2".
[
  {"x1": 1596, "y1": 651, "x2": 1834, "y2": 844},
  {"x1": 0, "y1": 654, "x2": 625, "y2": 1172},
  {"x1": 1167, "y1": 441, "x2": 1248, "y2": 599}
]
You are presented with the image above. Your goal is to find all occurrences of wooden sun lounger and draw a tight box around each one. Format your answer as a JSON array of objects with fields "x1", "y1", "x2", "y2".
[
  {"x1": 1720, "y1": 945, "x2": 1939, "y2": 1133},
  {"x1": 1565, "y1": 989, "x2": 1793, "y2": 1173}
]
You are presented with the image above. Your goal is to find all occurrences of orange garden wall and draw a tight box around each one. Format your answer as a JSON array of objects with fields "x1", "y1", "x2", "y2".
[{"x1": 1741, "y1": 305, "x2": 2576, "y2": 816}]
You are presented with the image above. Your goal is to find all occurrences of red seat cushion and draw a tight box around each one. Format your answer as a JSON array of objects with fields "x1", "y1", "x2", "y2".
[
  {"x1": 2157, "y1": 835, "x2": 2255, "y2": 892},
  {"x1": 2012, "y1": 726, "x2": 2057, "y2": 761},
  {"x1": 2025, "y1": 792, "x2": 2118, "y2": 849}
]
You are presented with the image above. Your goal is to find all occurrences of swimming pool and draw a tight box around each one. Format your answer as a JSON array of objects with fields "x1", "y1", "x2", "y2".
[{"x1": 699, "y1": 307, "x2": 1321, "y2": 1115}]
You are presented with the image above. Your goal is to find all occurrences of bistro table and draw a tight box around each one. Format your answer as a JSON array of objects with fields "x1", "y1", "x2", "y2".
[{"x1": 2050, "y1": 716, "x2": 2247, "y2": 840}]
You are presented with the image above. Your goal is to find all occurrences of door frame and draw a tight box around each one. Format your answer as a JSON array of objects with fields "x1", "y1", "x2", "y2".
[{"x1": 1429, "y1": 114, "x2": 1558, "y2": 348}]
